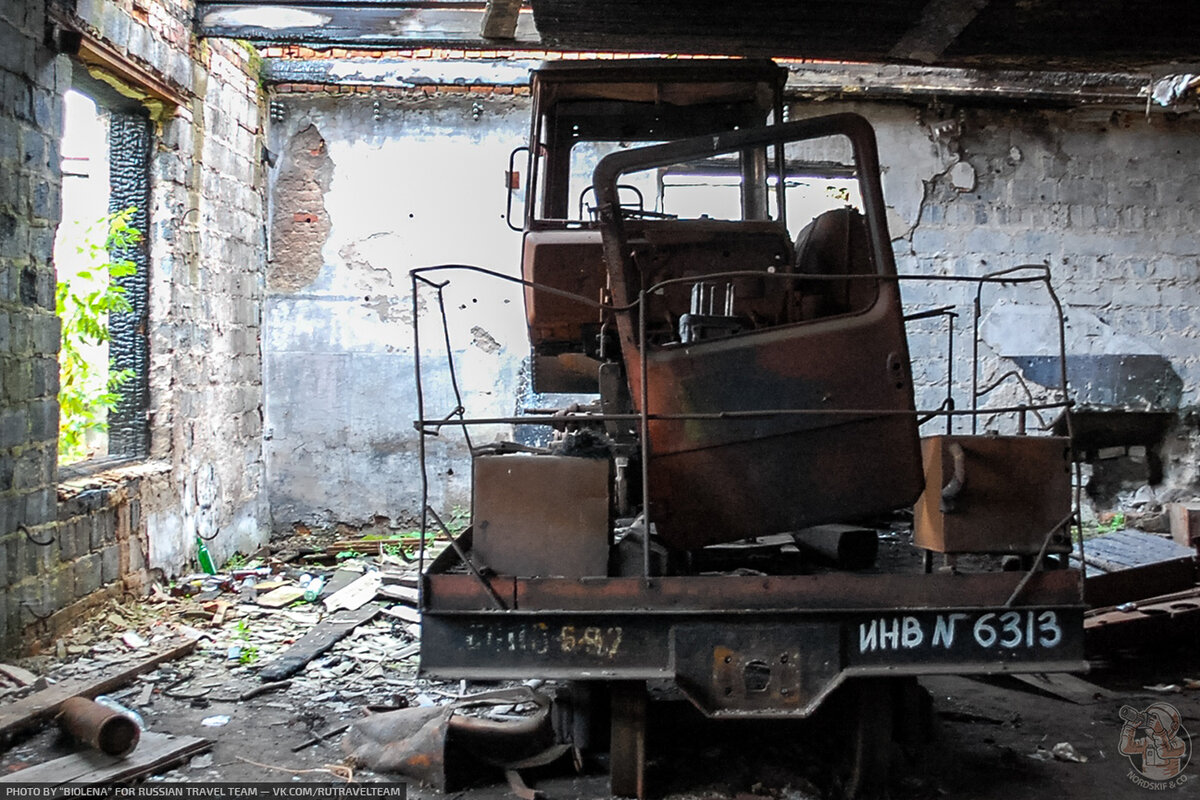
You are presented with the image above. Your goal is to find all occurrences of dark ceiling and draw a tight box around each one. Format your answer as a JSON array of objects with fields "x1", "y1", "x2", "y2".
[{"x1": 196, "y1": 0, "x2": 1200, "y2": 73}]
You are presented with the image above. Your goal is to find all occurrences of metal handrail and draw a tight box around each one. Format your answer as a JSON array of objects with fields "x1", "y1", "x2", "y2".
[{"x1": 410, "y1": 262, "x2": 1080, "y2": 592}]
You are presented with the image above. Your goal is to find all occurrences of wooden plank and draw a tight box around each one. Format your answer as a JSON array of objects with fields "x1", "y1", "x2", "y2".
[
  {"x1": 319, "y1": 568, "x2": 362, "y2": 599},
  {"x1": 258, "y1": 606, "x2": 380, "y2": 681},
  {"x1": 1009, "y1": 672, "x2": 1114, "y2": 705},
  {"x1": 0, "y1": 731, "x2": 210, "y2": 784},
  {"x1": 480, "y1": 0, "x2": 523, "y2": 38},
  {"x1": 1169, "y1": 502, "x2": 1200, "y2": 547},
  {"x1": 376, "y1": 584, "x2": 419, "y2": 605},
  {"x1": 0, "y1": 639, "x2": 197, "y2": 738},
  {"x1": 380, "y1": 572, "x2": 419, "y2": 589},
  {"x1": 324, "y1": 572, "x2": 382, "y2": 612},
  {"x1": 256, "y1": 586, "x2": 306, "y2": 608},
  {"x1": 1079, "y1": 530, "x2": 1194, "y2": 570},
  {"x1": 0, "y1": 664, "x2": 38, "y2": 687},
  {"x1": 379, "y1": 605, "x2": 421, "y2": 625},
  {"x1": 888, "y1": 0, "x2": 990, "y2": 63},
  {"x1": 1085, "y1": 558, "x2": 1196, "y2": 608}
]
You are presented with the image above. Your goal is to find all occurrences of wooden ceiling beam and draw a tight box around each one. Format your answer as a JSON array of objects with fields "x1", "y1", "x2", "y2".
[
  {"x1": 889, "y1": 0, "x2": 991, "y2": 64},
  {"x1": 480, "y1": 0, "x2": 524, "y2": 39}
]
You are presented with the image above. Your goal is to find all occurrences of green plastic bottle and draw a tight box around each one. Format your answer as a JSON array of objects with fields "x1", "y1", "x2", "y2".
[{"x1": 196, "y1": 536, "x2": 216, "y2": 575}]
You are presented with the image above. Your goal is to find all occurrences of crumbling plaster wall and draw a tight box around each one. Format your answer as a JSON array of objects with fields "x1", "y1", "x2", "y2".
[
  {"x1": 265, "y1": 89, "x2": 530, "y2": 530},
  {"x1": 822, "y1": 100, "x2": 1200, "y2": 512},
  {"x1": 0, "y1": 0, "x2": 269, "y2": 652},
  {"x1": 263, "y1": 84, "x2": 1200, "y2": 531}
]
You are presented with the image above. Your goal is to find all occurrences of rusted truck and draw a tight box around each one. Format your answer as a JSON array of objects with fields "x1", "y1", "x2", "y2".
[{"x1": 410, "y1": 59, "x2": 1084, "y2": 798}]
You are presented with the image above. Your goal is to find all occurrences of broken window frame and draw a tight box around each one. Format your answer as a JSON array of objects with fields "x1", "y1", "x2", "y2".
[{"x1": 55, "y1": 60, "x2": 156, "y2": 476}]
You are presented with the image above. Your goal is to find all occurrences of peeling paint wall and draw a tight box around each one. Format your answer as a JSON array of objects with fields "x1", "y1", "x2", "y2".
[
  {"x1": 796, "y1": 99, "x2": 1200, "y2": 517},
  {"x1": 265, "y1": 85, "x2": 1200, "y2": 532},
  {"x1": 265, "y1": 90, "x2": 529, "y2": 530}
]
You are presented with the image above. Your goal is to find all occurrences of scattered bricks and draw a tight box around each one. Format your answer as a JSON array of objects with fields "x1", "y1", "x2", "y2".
[
  {"x1": 73, "y1": 552, "x2": 102, "y2": 598},
  {"x1": 60, "y1": 488, "x2": 110, "y2": 517}
]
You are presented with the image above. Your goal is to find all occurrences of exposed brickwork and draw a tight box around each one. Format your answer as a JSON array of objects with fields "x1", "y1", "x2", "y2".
[
  {"x1": 0, "y1": 0, "x2": 269, "y2": 653},
  {"x1": 0, "y1": 0, "x2": 68, "y2": 649},
  {"x1": 272, "y1": 83, "x2": 530, "y2": 97},
  {"x1": 268, "y1": 124, "x2": 333, "y2": 291}
]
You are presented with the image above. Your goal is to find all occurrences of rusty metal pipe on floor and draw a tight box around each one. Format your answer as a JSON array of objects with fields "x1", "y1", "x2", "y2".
[{"x1": 58, "y1": 696, "x2": 141, "y2": 757}]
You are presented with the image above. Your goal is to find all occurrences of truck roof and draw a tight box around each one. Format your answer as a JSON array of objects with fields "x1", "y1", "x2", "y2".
[{"x1": 530, "y1": 58, "x2": 786, "y2": 109}]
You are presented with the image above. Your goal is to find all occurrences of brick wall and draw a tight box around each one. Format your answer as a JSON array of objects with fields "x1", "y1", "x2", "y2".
[
  {"x1": 0, "y1": 0, "x2": 68, "y2": 649},
  {"x1": 0, "y1": 0, "x2": 269, "y2": 654}
]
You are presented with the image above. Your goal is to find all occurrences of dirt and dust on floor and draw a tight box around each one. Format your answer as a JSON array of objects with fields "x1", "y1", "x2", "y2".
[{"x1": 0, "y1": 526, "x2": 1199, "y2": 799}]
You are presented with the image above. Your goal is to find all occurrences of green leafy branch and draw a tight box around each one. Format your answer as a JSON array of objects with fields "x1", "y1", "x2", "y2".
[{"x1": 57, "y1": 207, "x2": 141, "y2": 464}]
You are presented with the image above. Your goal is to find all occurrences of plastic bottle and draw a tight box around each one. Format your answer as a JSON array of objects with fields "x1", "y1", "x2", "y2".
[
  {"x1": 196, "y1": 537, "x2": 216, "y2": 575},
  {"x1": 303, "y1": 576, "x2": 325, "y2": 602},
  {"x1": 94, "y1": 695, "x2": 146, "y2": 730}
]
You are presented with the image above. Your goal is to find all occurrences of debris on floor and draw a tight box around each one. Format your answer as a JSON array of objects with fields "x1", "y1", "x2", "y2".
[
  {"x1": 1050, "y1": 741, "x2": 1088, "y2": 763},
  {"x1": 342, "y1": 686, "x2": 566, "y2": 791},
  {"x1": 0, "y1": 534, "x2": 443, "y2": 785},
  {"x1": 1075, "y1": 529, "x2": 1197, "y2": 608},
  {"x1": 0, "y1": 524, "x2": 1197, "y2": 798}
]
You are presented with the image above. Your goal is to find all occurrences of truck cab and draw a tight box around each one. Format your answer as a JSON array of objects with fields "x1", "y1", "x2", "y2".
[{"x1": 414, "y1": 58, "x2": 1084, "y2": 799}]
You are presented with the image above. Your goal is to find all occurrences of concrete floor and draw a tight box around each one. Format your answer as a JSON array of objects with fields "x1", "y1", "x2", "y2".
[{"x1": 2, "y1": 545, "x2": 1198, "y2": 799}]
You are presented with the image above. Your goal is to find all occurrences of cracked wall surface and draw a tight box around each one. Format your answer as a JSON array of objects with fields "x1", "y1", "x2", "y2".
[
  {"x1": 263, "y1": 86, "x2": 1200, "y2": 532},
  {"x1": 264, "y1": 90, "x2": 529, "y2": 530},
  {"x1": 799, "y1": 99, "x2": 1200, "y2": 516}
]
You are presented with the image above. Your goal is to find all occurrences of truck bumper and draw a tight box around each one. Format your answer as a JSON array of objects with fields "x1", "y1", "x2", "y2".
[{"x1": 419, "y1": 569, "x2": 1086, "y2": 718}]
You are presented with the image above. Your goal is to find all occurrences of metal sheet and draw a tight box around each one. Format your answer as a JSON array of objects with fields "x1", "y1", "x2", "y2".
[
  {"x1": 592, "y1": 115, "x2": 924, "y2": 550},
  {"x1": 420, "y1": 606, "x2": 1087, "y2": 716},
  {"x1": 473, "y1": 454, "x2": 610, "y2": 578},
  {"x1": 914, "y1": 435, "x2": 1072, "y2": 554}
]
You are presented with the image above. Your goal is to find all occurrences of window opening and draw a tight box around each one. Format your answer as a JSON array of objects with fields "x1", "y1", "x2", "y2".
[{"x1": 54, "y1": 88, "x2": 151, "y2": 466}]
